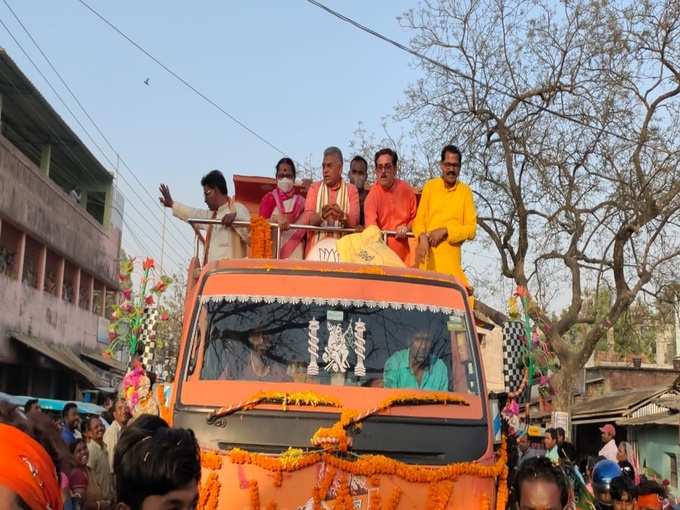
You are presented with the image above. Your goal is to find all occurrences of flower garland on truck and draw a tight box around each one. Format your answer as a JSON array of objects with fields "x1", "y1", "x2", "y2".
[{"x1": 198, "y1": 390, "x2": 508, "y2": 510}]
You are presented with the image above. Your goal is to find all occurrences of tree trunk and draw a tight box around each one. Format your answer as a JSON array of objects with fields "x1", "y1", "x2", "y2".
[{"x1": 550, "y1": 363, "x2": 579, "y2": 415}]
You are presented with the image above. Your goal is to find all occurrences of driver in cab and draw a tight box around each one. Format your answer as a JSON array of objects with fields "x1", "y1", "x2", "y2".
[{"x1": 383, "y1": 331, "x2": 449, "y2": 391}]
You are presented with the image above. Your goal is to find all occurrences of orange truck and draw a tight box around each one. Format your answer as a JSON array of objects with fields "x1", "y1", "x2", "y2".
[{"x1": 164, "y1": 177, "x2": 507, "y2": 510}]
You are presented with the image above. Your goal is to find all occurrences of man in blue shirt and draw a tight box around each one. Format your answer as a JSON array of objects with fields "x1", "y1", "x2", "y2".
[
  {"x1": 60, "y1": 402, "x2": 80, "y2": 446},
  {"x1": 383, "y1": 331, "x2": 449, "y2": 391}
]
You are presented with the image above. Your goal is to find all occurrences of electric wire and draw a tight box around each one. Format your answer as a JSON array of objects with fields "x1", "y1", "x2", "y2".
[
  {"x1": 2, "y1": 0, "x2": 193, "y2": 256},
  {"x1": 0, "y1": 14, "x2": 188, "y2": 267},
  {"x1": 303, "y1": 0, "x2": 638, "y2": 144},
  {"x1": 76, "y1": 0, "x2": 309, "y2": 170},
  {"x1": 0, "y1": 19, "x2": 184, "y2": 268}
]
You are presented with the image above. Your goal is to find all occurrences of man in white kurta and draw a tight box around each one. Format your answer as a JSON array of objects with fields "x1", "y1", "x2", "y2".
[{"x1": 159, "y1": 170, "x2": 250, "y2": 262}]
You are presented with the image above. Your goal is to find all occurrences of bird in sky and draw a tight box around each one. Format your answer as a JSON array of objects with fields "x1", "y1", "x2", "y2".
[{"x1": 144, "y1": 78, "x2": 150, "y2": 86}]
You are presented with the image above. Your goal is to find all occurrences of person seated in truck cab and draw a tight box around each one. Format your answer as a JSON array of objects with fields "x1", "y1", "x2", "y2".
[
  {"x1": 259, "y1": 158, "x2": 306, "y2": 259},
  {"x1": 383, "y1": 331, "x2": 449, "y2": 391},
  {"x1": 220, "y1": 330, "x2": 291, "y2": 382}
]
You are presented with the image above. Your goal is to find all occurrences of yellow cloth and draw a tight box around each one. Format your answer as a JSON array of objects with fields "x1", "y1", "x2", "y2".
[
  {"x1": 412, "y1": 177, "x2": 477, "y2": 286},
  {"x1": 336, "y1": 225, "x2": 406, "y2": 267}
]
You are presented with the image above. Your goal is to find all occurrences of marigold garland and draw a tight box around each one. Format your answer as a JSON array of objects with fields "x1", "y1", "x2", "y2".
[
  {"x1": 200, "y1": 390, "x2": 505, "y2": 510},
  {"x1": 319, "y1": 466, "x2": 337, "y2": 500},
  {"x1": 249, "y1": 215, "x2": 273, "y2": 259},
  {"x1": 221, "y1": 437, "x2": 507, "y2": 483},
  {"x1": 369, "y1": 476, "x2": 382, "y2": 510},
  {"x1": 197, "y1": 472, "x2": 220, "y2": 510},
  {"x1": 384, "y1": 487, "x2": 403, "y2": 510},
  {"x1": 201, "y1": 450, "x2": 223, "y2": 470},
  {"x1": 311, "y1": 392, "x2": 469, "y2": 452},
  {"x1": 273, "y1": 470, "x2": 283, "y2": 488},
  {"x1": 332, "y1": 475, "x2": 352, "y2": 510},
  {"x1": 426, "y1": 481, "x2": 454, "y2": 510},
  {"x1": 479, "y1": 494, "x2": 490, "y2": 510},
  {"x1": 249, "y1": 480, "x2": 260, "y2": 510},
  {"x1": 210, "y1": 391, "x2": 343, "y2": 421},
  {"x1": 312, "y1": 486, "x2": 322, "y2": 510}
]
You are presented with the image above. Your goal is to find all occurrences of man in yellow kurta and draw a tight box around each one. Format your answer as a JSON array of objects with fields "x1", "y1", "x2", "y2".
[{"x1": 413, "y1": 145, "x2": 477, "y2": 287}]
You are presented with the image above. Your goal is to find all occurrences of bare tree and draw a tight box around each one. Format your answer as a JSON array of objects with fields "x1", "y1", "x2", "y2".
[{"x1": 398, "y1": 0, "x2": 680, "y2": 413}]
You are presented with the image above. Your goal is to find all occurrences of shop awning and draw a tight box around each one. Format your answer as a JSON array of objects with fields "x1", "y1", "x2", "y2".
[
  {"x1": 10, "y1": 332, "x2": 105, "y2": 388},
  {"x1": 80, "y1": 350, "x2": 125, "y2": 375}
]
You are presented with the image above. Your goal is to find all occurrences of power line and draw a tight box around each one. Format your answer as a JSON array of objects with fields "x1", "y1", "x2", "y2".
[
  {"x1": 0, "y1": 10, "x2": 189, "y2": 266},
  {"x1": 1, "y1": 0, "x2": 192, "y2": 258},
  {"x1": 75, "y1": 0, "x2": 308, "y2": 169},
  {"x1": 0, "y1": 19, "x2": 185, "y2": 269},
  {"x1": 303, "y1": 0, "x2": 638, "y2": 145}
]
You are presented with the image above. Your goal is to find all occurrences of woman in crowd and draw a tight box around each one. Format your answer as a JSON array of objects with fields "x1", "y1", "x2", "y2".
[
  {"x1": 617, "y1": 441, "x2": 640, "y2": 484},
  {"x1": 259, "y1": 157, "x2": 306, "y2": 259},
  {"x1": 68, "y1": 438, "x2": 111, "y2": 510}
]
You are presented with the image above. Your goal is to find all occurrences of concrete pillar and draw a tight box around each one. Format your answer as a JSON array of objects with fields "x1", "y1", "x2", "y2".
[
  {"x1": 88, "y1": 275, "x2": 94, "y2": 312},
  {"x1": 100, "y1": 284, "x2": 106, "y2": 318},
  {"x1": 36, "y1": 245, "x2": 47, "y2": 291},
  {"x1": 80, "y1": 190, "x2": 88, "y2": 210},
  {"x1": 103, "y1": 182, "x2": 113, "y2": 227},
  {"x1": 15, "y1": 232, "x2": 25, "y2": 282},
  {"x1": 73, "y1": 267, "x2": 81, "y2": 307},
  {"x1": 40, "y1": 144, "x2": 52, "y2": 177},
  {"x1": 56, "y1": 257, "x2": 64, "y2": 299}
]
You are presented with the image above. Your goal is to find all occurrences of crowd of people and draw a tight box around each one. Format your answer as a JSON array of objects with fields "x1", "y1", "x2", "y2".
[
  {"x1": 0, "y1": 397, "x2": 200, "y2": 510},
  {"x1": 158, "y1": 144, "x2": 477, "y2": 286},
  {"x1": 509, "y1": 423, "x2": 675, "y2": 510}
]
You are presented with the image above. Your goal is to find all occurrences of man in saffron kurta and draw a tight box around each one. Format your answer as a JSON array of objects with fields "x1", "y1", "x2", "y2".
[
  {"x1": 413, "y1": 145, "x2": 477, "y2": 287},
  {"x1": 301, "y1": 146, "x2": 359, "y2": 255},
  {"x1": 364, "y1": 148, "x2": 417, "y2": 261}
]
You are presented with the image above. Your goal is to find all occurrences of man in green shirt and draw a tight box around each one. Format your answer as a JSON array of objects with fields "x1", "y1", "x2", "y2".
[{"x1": 383, "y1": 332, "x2": 449, "y2": 391}]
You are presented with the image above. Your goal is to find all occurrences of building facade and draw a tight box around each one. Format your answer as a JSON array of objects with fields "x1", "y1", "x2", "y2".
[{"x1": 0, "y1": 50, "x2": 123, "y2": 400}]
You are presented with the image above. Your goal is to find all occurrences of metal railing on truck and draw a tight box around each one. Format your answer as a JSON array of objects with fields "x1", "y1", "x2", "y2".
[{"x1": 187, "y1": 218, "x2": 414, "y2": 261}]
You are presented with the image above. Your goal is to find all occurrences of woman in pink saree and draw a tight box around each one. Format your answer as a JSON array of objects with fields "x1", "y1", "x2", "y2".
[{"x1": 259, "y1": 158, "x2": 306, "y2": 259}]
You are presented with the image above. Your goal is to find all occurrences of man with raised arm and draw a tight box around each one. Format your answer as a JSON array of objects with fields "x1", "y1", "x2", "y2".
[
  {"x1": 159, "y1": 169, "x2": 250, "y2": 263},
  {"x1": 301, "y1": 146, "x2": 359, "y2": 255},
  {"x1": 364, "y1": 148, "x2": 417, "y2": 262},
  {"x1": 413, "y1": 145, "x2": 477, "y2": 287}
]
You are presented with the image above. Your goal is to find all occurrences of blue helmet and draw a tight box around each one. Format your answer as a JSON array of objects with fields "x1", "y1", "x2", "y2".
[{"x1": 592, "y1": 460, "x2": 622, "y2": 507}]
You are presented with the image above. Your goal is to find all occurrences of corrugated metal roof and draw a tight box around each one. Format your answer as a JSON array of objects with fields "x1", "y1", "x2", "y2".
[
  {"x1": 617, "y1": 412, "x2": 680, "y2": 426},
  {"x1": 573, "y1": 385, "x2": 669, "y2": 419},
  {"x1": 655, "y1": 396, "x2": 680, "y2": 411}
]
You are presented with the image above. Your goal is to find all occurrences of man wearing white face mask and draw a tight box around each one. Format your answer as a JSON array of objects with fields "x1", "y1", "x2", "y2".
[{"x1": 259, "y1": 157, "x2": 306, "y2": 259}]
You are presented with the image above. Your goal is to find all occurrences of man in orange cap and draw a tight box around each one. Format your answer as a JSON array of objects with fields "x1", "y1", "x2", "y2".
[
  {"x1": 0, "y1": 423, "x2": 62, "y2": 510},
  {"x1": 599, "y1": 423, "x2": 618, "y2": 462}
]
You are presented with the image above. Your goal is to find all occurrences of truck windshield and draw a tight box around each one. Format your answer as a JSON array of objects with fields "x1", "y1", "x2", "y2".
[{"x1": 198, "y1": 295, "x2": 480, "y2": 395}]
